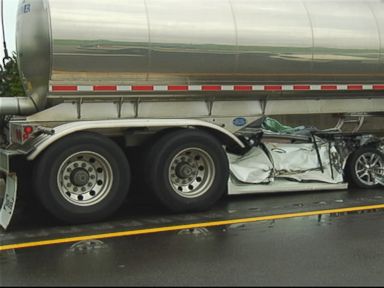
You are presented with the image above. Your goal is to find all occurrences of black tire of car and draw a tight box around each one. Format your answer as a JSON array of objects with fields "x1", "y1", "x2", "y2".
[
  {"x1": 147, "y1": 129, "x2": 229, "y2": 212},
  {"x1": 345, "y1": 147, "x2": 384, "y2": 189},
  {"x1": 33, "y1": 132, "x2": 131, "y2": 224}
]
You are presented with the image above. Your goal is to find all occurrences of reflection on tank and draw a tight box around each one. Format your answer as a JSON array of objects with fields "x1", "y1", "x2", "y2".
[{"x1": 17, "y1": 0, "x2": 384, "y2": 98}]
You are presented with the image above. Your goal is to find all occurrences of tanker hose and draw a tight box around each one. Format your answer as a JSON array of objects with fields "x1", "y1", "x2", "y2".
[
  {"x1": 0, "y1": 0, "x2": 11, "y2": 97},
  {"x1": 1, "y1": 0, "x2": 11, "y2": 67}
]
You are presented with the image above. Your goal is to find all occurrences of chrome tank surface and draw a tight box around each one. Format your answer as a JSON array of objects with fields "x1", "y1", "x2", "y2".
[
  {"x1": 16, "y1": 0, "x2": 50, "y2": 108},
  {"x1": 17, "y1": 0, "x2": 384, "y2": 97}
]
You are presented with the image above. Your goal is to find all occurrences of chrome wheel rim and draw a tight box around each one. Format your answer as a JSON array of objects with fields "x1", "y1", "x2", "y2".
[
  {"x1": 169, "y1": 148, "x2": 215, "y2": 199},
  {"x1": 57, "y1": 151, "x2": 113, "y2": 206},
  {"x1": 355, "y1": 152, "x2": 384, "y2": 186}
]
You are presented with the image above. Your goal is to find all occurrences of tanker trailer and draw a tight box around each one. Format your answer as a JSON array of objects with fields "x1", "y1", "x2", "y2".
[{"x1": 0, "y1": 0, "x2": 384, "y2": 229}]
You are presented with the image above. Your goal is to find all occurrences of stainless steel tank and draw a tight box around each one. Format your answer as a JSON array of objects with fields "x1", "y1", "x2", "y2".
[{"x1": 16, "y1": 0, "x2": 384, "y2": 101}]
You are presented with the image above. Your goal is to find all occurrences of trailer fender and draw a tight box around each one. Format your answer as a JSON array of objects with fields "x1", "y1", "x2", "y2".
[{"x1": 27, "y1": 119, "x2": 245, "y2": 161}]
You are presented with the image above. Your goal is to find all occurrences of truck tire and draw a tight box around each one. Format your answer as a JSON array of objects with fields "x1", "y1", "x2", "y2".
[
  {"x1": 147, "y1": 129, "x2": 229, "y2": 212},
  {"x1": 346, "y1": 147, "x2": 384, "y2": 189},
  {"x1": 33, "y1": 132, "x2": 130, "y2": 224}
]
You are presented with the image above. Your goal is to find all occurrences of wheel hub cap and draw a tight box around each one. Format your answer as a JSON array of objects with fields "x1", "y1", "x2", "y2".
[
  {"x1": 57, "y1": 152, "x2": 113, "y2": 206},
  {"x1": 169, "y1": 148, "x2": 215, "y2": 199},
  {"x1": 355, "y1": 152, "x2": 384, "y2": 186},
  {"x1": 70, "y1": 169, "x2": 90, "y2": 187},
  {"x1": 176, "y1": 163, "x2": 195, "y2": 179}
]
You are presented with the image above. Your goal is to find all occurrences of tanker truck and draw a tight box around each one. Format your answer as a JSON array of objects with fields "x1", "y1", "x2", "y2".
[{"x1": 0, "y1": 0, "x2": 384, "y2": 229}]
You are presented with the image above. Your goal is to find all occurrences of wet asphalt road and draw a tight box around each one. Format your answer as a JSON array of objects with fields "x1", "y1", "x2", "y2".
[{"x1": 0, "y1": 188, "x2": 384, "y2": 286}]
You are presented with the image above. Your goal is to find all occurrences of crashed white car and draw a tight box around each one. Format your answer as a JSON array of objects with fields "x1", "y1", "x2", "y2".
[{"x1": 227, "y1": 121, "x2": 384, "y2": 195}]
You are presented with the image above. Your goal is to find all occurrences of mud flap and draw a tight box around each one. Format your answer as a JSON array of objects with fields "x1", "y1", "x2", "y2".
[{"x1": 0, "y1": 174, "x2": 17, "y2": 230}]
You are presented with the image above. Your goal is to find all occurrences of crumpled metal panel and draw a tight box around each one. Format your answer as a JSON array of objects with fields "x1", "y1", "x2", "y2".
[
  {"x1": 229, "y1": 142, "x2": 344, "y2": 185},
  {"x1": 229, "y1": 147, "x2": 273, "y2": 184}
]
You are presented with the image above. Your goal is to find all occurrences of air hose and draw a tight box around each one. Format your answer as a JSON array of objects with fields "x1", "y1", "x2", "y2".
[{"x1": 1, "y1": 0, "x2": 11, "y2": 67}]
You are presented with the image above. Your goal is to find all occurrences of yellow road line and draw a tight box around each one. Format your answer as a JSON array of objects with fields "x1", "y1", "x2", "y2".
[{"x1": 1, "y1": 204, "x2": 384, "y2": 252}]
